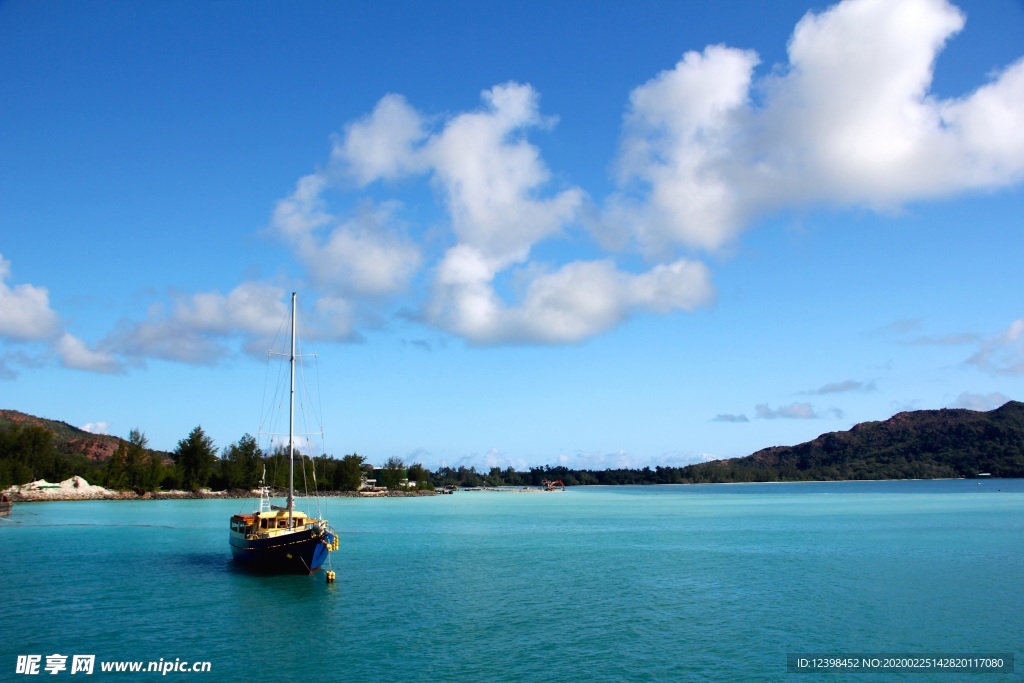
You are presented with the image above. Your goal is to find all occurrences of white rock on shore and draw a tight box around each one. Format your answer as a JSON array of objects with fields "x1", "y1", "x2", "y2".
[{"x1": 5, "y1": 476, "x2": 122, "y2": 501}]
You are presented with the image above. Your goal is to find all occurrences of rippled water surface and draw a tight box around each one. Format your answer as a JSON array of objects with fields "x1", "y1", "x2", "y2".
[{"x1": 2, "y1": 479, "x2": 1021, "y2": 681}]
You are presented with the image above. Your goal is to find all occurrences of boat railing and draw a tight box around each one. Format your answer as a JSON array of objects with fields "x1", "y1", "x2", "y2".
[{"x1": 257, "y1": 485, "x2": 271, "y2": 514}]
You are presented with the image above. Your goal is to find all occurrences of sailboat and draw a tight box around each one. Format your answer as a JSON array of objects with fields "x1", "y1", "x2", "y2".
[{"x1": 229, "y1": 292, "x2": 338, "y2": 574}]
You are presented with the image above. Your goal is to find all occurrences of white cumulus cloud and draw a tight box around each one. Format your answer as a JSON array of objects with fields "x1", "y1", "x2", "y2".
[
  {"x1": 607, "y1": 0, "x2": 1024, "y2": 255},
  {"x1": 8, "y1": 0, "x2": 1022, "y2": 374},
  {"x1": 334, "y1": 93, "x2": 430, "y2": 185},
  {"x1": 610, "y1": 45, "x2": 761, "y2": 253},
  {"x1": 56, "y1": 333, "x2": 122, "y2": 374},
  {"x1": 105, "y1": 282, "x2": 294, "y2": 365},
  {"x1": 332, "y1": 83, "x2": 714, "y2": 344},
  {"x1": 0, "y1": 253, "x2": 61, "y2": 341},
  {"x1": 172, "y1": 282, "x2": 290, "y2": 337},
  {"x1": 422, "y1": 83, "x2": 584, "y2": 262},
  {"x1": 0, "y1": 254, "x2": 120, "y2": 376},
  {"x1": 112, "y1": 0, "x2": 1020, "y2": 356},
  {"x1": 80, "y1": 421, "x2": 111, "y2": 435},
  {"x1": 428, "y1": 254, "x2": 713, "y2": 345},
  {"x1": 337, "y1": 82, "x2": 584, "y2": 264},
  {"x1": 260, "y1": 0, "x2": 1023, "y2": 347},
  {"x1": 271, "y1": 178, "x2": 421, "y2": 298}
]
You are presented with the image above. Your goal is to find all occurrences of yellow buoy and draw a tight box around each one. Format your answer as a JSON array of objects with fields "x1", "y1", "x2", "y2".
[{"x1": 325, "y1": 570, "x2": 335, "y2": 583}]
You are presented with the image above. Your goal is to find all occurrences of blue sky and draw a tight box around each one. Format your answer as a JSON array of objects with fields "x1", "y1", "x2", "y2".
[{"x1": 2, "y1": 0, "x2": 1023, "y2": 471}]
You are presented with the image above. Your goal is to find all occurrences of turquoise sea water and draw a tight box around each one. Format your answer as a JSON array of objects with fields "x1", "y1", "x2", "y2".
[{"x1": 2, "y1": 480, "x2": 1022, "y2": 681}]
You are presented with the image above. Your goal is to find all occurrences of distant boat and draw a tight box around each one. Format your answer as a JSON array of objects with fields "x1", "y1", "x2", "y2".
[{"x1": 229, "y1": 293, "x2": 338, "y2": 574}]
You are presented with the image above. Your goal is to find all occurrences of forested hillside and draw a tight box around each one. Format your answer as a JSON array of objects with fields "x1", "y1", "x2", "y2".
[{"x1": 3, "y1": 402, "x2": 1022, "y2": 491}]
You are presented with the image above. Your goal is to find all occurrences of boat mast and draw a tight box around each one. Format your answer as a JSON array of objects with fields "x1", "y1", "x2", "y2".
[{"x1": 287, "y1": 291, "x2": 296, "y2": 525}]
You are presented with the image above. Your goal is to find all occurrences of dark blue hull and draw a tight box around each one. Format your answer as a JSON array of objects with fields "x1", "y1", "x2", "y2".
[{"x1": 230, "y1": 527, "x2": 333, "y2": 574}]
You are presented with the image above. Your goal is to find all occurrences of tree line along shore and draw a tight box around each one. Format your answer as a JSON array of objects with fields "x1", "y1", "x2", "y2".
[{"x1": 3, "y1": 401, "x2": 1023, "y2": 500}]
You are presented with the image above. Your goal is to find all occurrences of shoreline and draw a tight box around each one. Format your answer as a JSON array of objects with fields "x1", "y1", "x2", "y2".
[
  {"x1": 6, "y1": 476, "x2": 1013, "y2": 503},
  {"x1": 3, "y1": 476, "x2": 439, "y2": 503},
  {"x1": 5, "y1": 489, "x2": 439, "y2": 503}
]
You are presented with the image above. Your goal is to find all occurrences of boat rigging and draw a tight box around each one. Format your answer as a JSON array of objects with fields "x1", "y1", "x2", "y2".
[{"x1": 228, "y1": 292, "x2": 339, "y2": 574}]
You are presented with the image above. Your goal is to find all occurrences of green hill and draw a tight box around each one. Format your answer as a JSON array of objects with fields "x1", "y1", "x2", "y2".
[
  {"x1": 476, "y1": 401, "x2": 1024, "y2": 486},
  {"x1": 686, "y1": 401, "x2": 1024, "y2": 482},
  {"x1": 0, "y1": 409, "x2": 181, "y2": 491},
  {"x1": 0, "y1": 409, "x2": 122, "y2": 461},
  {"x1": 4, "y1": 402, "x2": 1023, "y2": 491}
]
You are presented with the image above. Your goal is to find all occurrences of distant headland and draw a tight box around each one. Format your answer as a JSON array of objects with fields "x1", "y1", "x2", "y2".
[{"x1": 2, "y1": 402, "x2": 1022, "y2": 500}]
